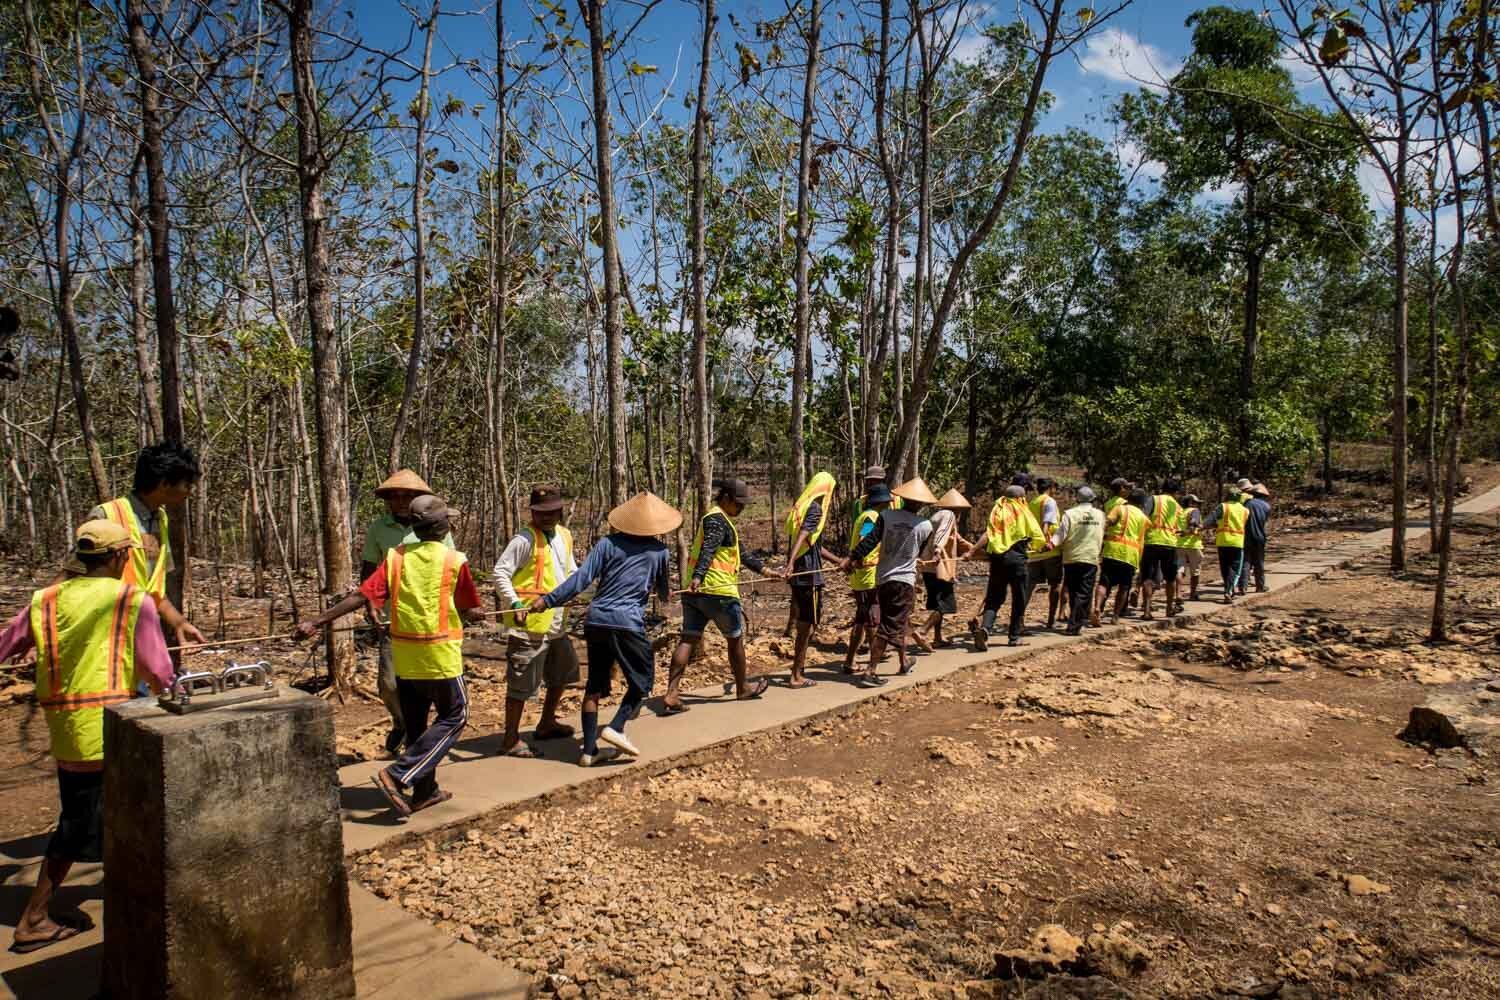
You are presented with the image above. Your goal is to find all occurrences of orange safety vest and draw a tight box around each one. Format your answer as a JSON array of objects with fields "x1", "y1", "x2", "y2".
[
  {"x1": 689, "y1": 507, "x2": 742, "y2": 598},
  {"x1": 986, "y1": 498, "x2": 1042, "y2": 555},
  {"x1": 785, "y1": 472, "x2": 836, "y2": 561},
  {"x1": 386, "y1": 541, "x2": 467, "y2": 680},
  {"x1": 1215, "y1": 501, "x2": 1248, "y2": 550},
  {"x1": 1101, "y1": 506, "x2": 1147, "y2": 570},
  {"x1": 509, "y1": 526, "x2": 572, "y2": 635},
  {"x1": 100, "y1": 496, "x2": 169, "y2": 598},
  {"x1": 30, "y1": 576, "x2": 146, "y2": 768}
]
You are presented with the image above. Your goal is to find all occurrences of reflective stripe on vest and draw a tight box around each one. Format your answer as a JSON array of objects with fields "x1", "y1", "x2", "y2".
[
  {"x1": 1028, "y1": 495, "x2": 1060, "y2": 561},
  {"x1": 102, "y1": 497, "x2": 169, "y2": 598},
  {"x1": 689, "y1": 508, "x2": 741, "y2": 598},
  {"x1": 986, "y1": 498, "x2": 1040, "y2": 555},
  {"x1": 1144, "y1": 494, "x2": 1180, "y2": 547},
  {"x1": 30, "y1": 577, "x2": 143, "y2": 764},
  {"x1": 847, "y1": 509, "x2": 881, "y2": 592},
  {"x1": 510, "y1": 526, "x2": 571, "y2": 635},
  {"x1": 1216, "y1": 502, "x2": 1248, "y2": 549},
  {"x1": 386, "y1": 542, "x2": 466, "y2": 680},
  {"x1": 1101, "y1": 506, "x2": 1147, "y2": 570},
  {"x1": 785, "y1": 472, "x2": 836, "y2": 560},
  {"x1": 1175, "y1": 507, "x2": 1202, "y2": 550}
]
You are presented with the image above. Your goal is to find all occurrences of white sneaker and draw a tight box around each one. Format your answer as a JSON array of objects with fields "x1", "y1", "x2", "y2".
[
  {"x1": 599, "y1": 726, "x2": 641, "y2": 758},
  {"x1": 578, "y1": 748, "x2": 617, "y2": 767}
]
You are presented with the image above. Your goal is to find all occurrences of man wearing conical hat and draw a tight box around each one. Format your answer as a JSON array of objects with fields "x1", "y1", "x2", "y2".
[
  {"x1": 915, "y1": 488, "x2": 971, "y2": 650},
  {"x1": 528, "y1": 492, "x2": 677, "y2": 766},
  {"x1": 362, "y1": 469, "x2": 455, "y2": 754},
  {"x1": 842, "y1": 477, "x2": 936, "y2": 685},
  {"x1": 781, "y1": 471, "x2": 839, "y2": 689}
]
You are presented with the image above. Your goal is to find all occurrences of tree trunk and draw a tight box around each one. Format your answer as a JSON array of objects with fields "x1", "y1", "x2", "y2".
[
  {"x1": 1237, "y1": 178, "x2": 1261, "y2": 464},
  {"x1": 289, "y1": 0, "x2": 356, "y2": 693},
  {"x1": 1389, "y1": 132, "x2": 1410, "y2": 573},
  {"x1": 488, "y1": 0, "x2": 514, "y2": 542},
  {"x1": 690, "y1": 0, "x2": 716, "y2": 520},
  {"x1": 864, "y1": 0, "x2": 899, "y2": 470},
  {"x1": 128, "y1": 159, "x2": 163, "y2": 442},
  {"x1": 388, "y1": 1, "x2": 438, "y2": 474},
  {"x1": 580, "y1": 0, "x2": 628, "y2": 507},
  {"x1": 789, "y1": 0, "x2": 822, "y2": 490},
  {"x1": 1322, "y1": 423, "x2": 1334, "y2": 495},
  {"x1": 1425, "y1": 193, "x2": 1440, "y2": 551}
]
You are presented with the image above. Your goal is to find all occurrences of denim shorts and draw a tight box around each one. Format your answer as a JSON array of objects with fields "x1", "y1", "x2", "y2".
[{"x1": 681, "y1": 594, "x2": 745, "y2": 639}]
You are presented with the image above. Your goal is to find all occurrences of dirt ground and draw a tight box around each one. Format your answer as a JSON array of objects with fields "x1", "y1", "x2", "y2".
[{"x1": 349, "y1": 513, "x2": 1500, "y2": 999}]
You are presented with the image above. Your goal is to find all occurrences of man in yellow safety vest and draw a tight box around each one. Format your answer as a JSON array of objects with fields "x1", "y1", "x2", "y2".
[
  {"x1": 842, "y1": 486, "x2": 883, "y2": 674},
  {"x1": 1024, "y1": 476, "x2": 1064, "y2": 630},
  {"x1": 89, "y1": 442, "x2": 206, "y2": 649},
  {"x1": 0, "y1": 520, "x2": 174, "y2": 954},
  {"x1": 1095, "y1": 490, "x2": 1149, "y2": 625},
  {"x1": 781, "y1": 471, "x2": 840, "y2": 689},
  {"x1": 1138, "y1": 478, "x2": 1182, "y2": 621},
  {"x1": 493, "y1": 485, "x2": 579, "y2": 758},
  {"x1": 297, "y1": 495, "x2": 484, "y2": 818},
  {"x1": 1174, "y1": 492, "x2": 1205, "y2": 602},
  {"x1": 1204, "y1": 487, "x2": 1250, "y2": 604},
  {"x1": 961, "y1": 484, "x2": 1046, "y2": 648}
]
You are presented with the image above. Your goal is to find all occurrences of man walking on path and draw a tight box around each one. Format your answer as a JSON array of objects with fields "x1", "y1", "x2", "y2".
[
  {"x1": 1025, "y1": 477, "x2": 1064, "y2": 630},
  {"x1": 91, "y1": 442, "x2": 206, "y2": 650},
  {"x1": 1205, "y1": 487, "x2": 1250, "y2": 604},
  {"x1": 0, "y1": 521, "x2": 174, "y2": 954},
  {"x1": 853, "y1": 464, "x2": 903, "y2": 518},
  {"x1": 842, "y1": 487, "x2": 882, "y2": 673},
  {"x1": 1174, "y1": 493, "x2": 1205, "y2": 602},
  {"x1": 1095, "y1": 490, "x2": 1148, "y2": 625},
  {"x1": 1104, "y1": 477, "x2": 1131, "y2": 514},
  {"x1": 1049, "y1": 486, "x2": 1105, "y2": 635},
  {"x1": 667, "y1": 479, "x2": 778, "y2": 710},
  {"x1": 962, "y1": 484, "x2": 1045, "y2": 648},
  {"x1": 359, "y1": 469, "x2": 455, "y2": 754},
  {"x1": 1243, "y1": 484, "x2": 1272, "y2": 594},
  {"x1": 1139, "y1": 480, "x2": 1182, "y2": 621},
  {"x1": 298, "y1": 495, "x2": 483, "y2": 818},
  {"x1": 843, "y1": 480, "x2": 935, "y2": 685},
  {"x1": 528, "y1": 492, "x2": 676, "y2": 766},
  {"x1": 782, "y1": 471, "x2": 839, "y2": 689},
  {"x1": 915, "y1": 488, "x2": 970, "y2": 650},
  {"x1": 492, "y1": 485, "x2": 579, "y2": 758}
]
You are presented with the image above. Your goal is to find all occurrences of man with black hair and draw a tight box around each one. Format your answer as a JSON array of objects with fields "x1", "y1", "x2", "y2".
[
  {"x1": 1025, "y1": 477, "x2": 1064, "y2": 630},
  {"x1": 89, "y1": 442, "x2": 205, "y2": 648},
  {"x1": 1138, "y1": 479, "x2": 1182, "y2": 620}
]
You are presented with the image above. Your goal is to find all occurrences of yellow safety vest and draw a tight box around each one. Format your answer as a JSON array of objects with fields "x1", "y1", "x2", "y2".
[
  {"x1": 509, "y1": 526, "x2": 572, "y2": 635},
  {"x1": 785, "y1": 471, "x2": 836, "y2": 560},
  {"x1": 1028, "y1": 495, "x2": 1060, "y2": 561},
  {"x1": 846, "y1": 509, "x2": 880, "y2": 592},
  {"x1": 985, "y1": 498, "x2": 1043, "y2": 555},
  {"x1": 30, "y1": 576, "x2": 146, "y2": 766},
  {"x1": 689, "y1": 507, "x2": 741, "y2": 598},
  {"x1": 1144, "y1": 494, "x2": 1180, "y2": 547},
  {"x1": 1104, "y1": 495, "x2": 1125, "y2": 514},
  {"x1": 1215, "y1": 501, "x2": 1248, "y2": 550},
  {"x1": 101, "y1": 496, "x2": 169, "y2": 599},
  {"x1": 854, "y1": 495, "x2": 902, "y2": 518},
  {"x1": 1175, "y1": 507, "x2": 1202, "y2": 550},
  {"x1": 386, "y1": 542, "x2": 467, "y2": 680},
  {"x1": 1101, "y1": 506, "x2": 1147, "y2": 569}
]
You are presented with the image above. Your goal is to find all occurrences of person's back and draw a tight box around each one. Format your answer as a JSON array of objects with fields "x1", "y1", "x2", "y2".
[
  {"x1": 568, "y1": 534, "x2": 671, "y2": 632},
  {"x1": 1245, "y1": 496, "x2": 1271, "y2": 543},
  {"x1": 1060, "y1": 503, "x2": 1105, "y2": 566},
  {"x1": 873, "y1": 507, "x2": 933, "y2": 584}
]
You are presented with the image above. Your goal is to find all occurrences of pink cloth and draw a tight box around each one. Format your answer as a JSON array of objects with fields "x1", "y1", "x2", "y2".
[{"x1": 0, "y1": 588, "x2": 175, "y2": 695}]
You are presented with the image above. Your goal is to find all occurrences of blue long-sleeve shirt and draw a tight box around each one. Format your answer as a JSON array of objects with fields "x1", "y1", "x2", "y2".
[
  {"x1": 1245, "y1": 497, "x2": 1271, "y2": 544},
  {"x1": 542, "y1": 533, "x2": 670, "y2": 632}
]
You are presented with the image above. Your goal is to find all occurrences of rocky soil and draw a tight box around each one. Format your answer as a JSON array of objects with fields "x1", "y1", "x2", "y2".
[{"x1": 352, "y1": 516, "x2": 1500, "y2": 999}]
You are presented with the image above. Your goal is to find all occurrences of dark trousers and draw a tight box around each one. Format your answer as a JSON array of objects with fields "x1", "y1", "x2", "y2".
[
  {"x1": 1217, "y1": 547, "x2": 1244, "y2": 599},
  {"x1": 391, "y1": 676, "x2": 468, "y2": 801},
  {"x1": 1063, "y1": 562, "x2": 1097, "y2": 630},
  {"x1": 1244, "y1": 539, "x2": 1266, "y2": 591},
  {"x1": 984, "y1": 550, "x2": 1029, "y2": 639}
]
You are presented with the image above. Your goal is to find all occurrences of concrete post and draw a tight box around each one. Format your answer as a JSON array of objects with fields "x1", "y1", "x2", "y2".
[{"x1": 102, "y1": 687, "x2": 355, "y2": 999}]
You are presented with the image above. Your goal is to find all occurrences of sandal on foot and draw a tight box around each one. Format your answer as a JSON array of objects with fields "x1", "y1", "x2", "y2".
[
  {"x1": 660, "y1": 700, "x2": 691, "y2": 715},
  {"x1": 410, "y1": 789, "x2": 453, "y2": 814},
  {"x1": 373, "y1": 769, "x2": 412, "y2": 818},
  {"x1": 737, "y1": 677, "x2": 771, "y2": 700},
  {"x1": 788, "y1": 678, "x2": 819, "y2": 689},
  {"x1": 9, "y1": 923, "x2": 81, "y2": 955},
  {"x1": 502, "y1": 743, "x2": 543, "y2": 759}
]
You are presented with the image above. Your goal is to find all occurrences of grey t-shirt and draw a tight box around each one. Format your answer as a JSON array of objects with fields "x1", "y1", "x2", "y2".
[{"x1": 849, "y1": 508, "x2": 934, "y2": 586}]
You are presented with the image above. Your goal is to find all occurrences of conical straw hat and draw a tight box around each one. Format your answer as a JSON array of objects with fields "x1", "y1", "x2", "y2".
[
  {"x1": 892, "y1": 476, "x2": 939, "y2": 505},
  {"x1": 608, "y1": 491, "x2": 683, "y2": 536},
  {"x1": 934, "y1": 488, "x2": 971, "y2": 510},
  {"x1": 375, "y1": 468, "x2": 433, "y2": 497}
]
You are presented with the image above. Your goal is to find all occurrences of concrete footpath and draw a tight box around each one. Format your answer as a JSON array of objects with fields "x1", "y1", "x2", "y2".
[{"x1": 4, "y1": 485, "x2": 1498, "y2": 999}]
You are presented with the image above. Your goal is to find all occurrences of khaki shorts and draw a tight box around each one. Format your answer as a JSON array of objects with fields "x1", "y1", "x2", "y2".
[
  {"x1": 1176, "y1": 547, "x2": 1203, "y2": 574},
  {"x1": 506, "y1": 634, "x2": 580, "y2": 701}
]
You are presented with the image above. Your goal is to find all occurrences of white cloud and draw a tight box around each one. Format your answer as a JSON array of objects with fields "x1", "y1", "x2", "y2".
[
  {"x1": 1115, "y1": 139, "x2": 1165, "y2": 182},
  {"x1": 1277, "y1": 46, "x2": 1323, "y2": 92},
  {"x1": 1201, "y1": 179, "x2": 1239, "y2": 204},
  {"x1": 1078, "y1": 28, "x2": 1180, "y2": 90},
  {"x1": 949, "y1": 4, "x2": 993, "y2": 64}
]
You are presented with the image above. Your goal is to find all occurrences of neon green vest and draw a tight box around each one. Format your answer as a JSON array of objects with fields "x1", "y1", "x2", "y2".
[
  {"x1": 1101, "y1": 506, "x2": 1147, "y2": 570},
  {"x1": 1144, "y1": 494, "x2": 1180, "y2": 547},
  {"x1": 510, "y1": 526, "x2": 572, "y2": 635},
  {"x1": 1028, "y1": 495, "x2": 1060, "y2": 561},
  {"x1": 847, "y1": 509, "x2": 880, "y2": 592},
  {"x1": 386, "y1": 542, "x2": 466, "y2": 680},
  {"x1": 785, "y1": 472, "x2": 836, "y2": 560},
  {"x1": 689, "y1": 508, "x2": 741, "y2": 598},
  {"x1": 30, "y1": 577, "x2": 146, "y2": 765},
  {"x1": 1215, "y1": 501, "x2": 1248, "y2": 550},
  {"x1": 1175, "y1": 507, "x2": 1202, "y2": 550},
  {"x1": 986, "y1": 498, "x2": 1042, "y2": 555},
  {"x1": 101, "y1": 496, "x2": 169, "y2": 599}
]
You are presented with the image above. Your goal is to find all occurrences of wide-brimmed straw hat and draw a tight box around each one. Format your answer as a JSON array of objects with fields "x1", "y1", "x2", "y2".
[
  {"x1": 934, "y1": 488, "x2": 971, "y2": 510},
  {"x1": 375, "y1": 468, "x2": 433, "y2": 497},
  {"x1": 892, "y1": 477, "x2": 939, "y2": 505},
  {"x1": 608, "y1": 491, "x2": 683, "y2": 536}
]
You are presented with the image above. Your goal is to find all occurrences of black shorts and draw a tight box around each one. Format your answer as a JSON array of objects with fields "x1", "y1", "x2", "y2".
[
  {"x1": 922, "y1": 573, "x2": 957, "y2": 613},
  {"x1": 790, "y1": 585, "x2": 822, "y2": 626},
  {"x1": 583, "y1": 625, "x2": 654, "y2": 698},
  {"x1": 1140, "y1": 544, "x2": 1177, "y2": 584},
  {"x1": 1100, "y1": 558, "x2": 1135, "y2": 589},
  {"x1": 48, "y1": 767, "x2": 104, "y2": 863},
  {"x1": 852, "y1": 588, "x2": 881, "y2": 626},
  {"x1": 1027, "y1": 557, "x2": 1063, "y2": 587},
  {"x1": 876, "y1": 580, "x2": 914, "y2": 642}
]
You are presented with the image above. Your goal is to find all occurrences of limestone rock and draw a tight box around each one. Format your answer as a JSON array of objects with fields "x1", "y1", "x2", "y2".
[
  {"x1": 1400, "y1": 683, "x2": 1500, "y2": 754},
  {"x1": 1344, "y1": 874, "x2": 1391, "y2": 897}
]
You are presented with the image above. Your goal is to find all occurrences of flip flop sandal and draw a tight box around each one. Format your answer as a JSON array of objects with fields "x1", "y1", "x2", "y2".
[
  {"x1": 660, "y1": 701, "x2": 691, "y2": 715},
  {"x1": 738, "y1": 677, "x2": 771, "y2": 700},
  {"x1": 410, "y1": 789, "x2": 454, "y2": 814},
  {"x1": 373, "y1": 771, "x2": 412, "y2": 818},
  {"x1": 9, "y1": 924, "x2": 81, "y2": 955},
  {"x1": 858, "y1": 674, "x2": 889, "y2": 688},
  {"x1": 52, "y1": 911, "x2": 94, "y2": 933},
  {"x1": 789, "y1": 679, "x2": 819, "y2": 689},
  {"x1": 503, "y1": 743, "x2": 543, "y2": 759}
]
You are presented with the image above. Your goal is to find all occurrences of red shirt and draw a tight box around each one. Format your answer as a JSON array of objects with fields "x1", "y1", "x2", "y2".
[{"x1": 360, "y1": 561, "x2": 482, "y2": 612}]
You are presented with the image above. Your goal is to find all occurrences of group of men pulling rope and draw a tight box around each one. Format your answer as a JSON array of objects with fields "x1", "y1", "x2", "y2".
[{"x1": 0, "y1": 443, "x2": 1272, "y2": 953}]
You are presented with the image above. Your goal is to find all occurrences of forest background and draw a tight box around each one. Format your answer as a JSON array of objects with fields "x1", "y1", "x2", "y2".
[{"x1": 1, "y1": 0, "x2": 1496, "y2": 689}]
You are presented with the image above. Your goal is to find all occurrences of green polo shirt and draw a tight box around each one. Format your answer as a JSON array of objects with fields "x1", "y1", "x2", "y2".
[{"x1": 361, "y1": 514, "x2": 454, "y2": 567}]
